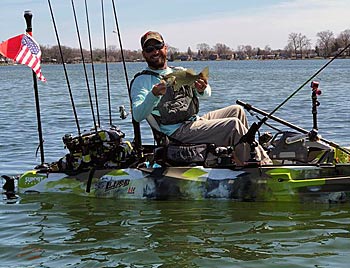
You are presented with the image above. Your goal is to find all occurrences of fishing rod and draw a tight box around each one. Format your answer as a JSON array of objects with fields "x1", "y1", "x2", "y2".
[
  {"x1": 84, "y1": 0, "x2": 100, "y2": 127},
  {"x1": 101, "y1": 0, "x2": 113, "y2": 126},
  {"x1": 237, "y1": 100, "x2": 350, "y2": 155},
  {"x1": 24, "y1": 11, "x2": 45, "y2": 165},
  {"x1": 47, "y1": 0, "x2": 81, "y2": 136},
  {"x1": 239, "y1": 42, "x2": 350, "y2": 149},
  {"x1": 111, "y1": 0, "x2": 142, "y2": 152},
  {"x1": 71, "y1": 0, "x2": 97, "y2": 132}
]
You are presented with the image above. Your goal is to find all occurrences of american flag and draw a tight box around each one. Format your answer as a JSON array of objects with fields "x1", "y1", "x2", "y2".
[{"x1": 15, "y1": 34, "x2": 46, "y2": 82}]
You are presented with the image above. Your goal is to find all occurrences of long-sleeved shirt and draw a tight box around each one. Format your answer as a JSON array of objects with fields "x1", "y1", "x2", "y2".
[{"x1": 130, "y1": 66, "x2": 211, "y2": 136}]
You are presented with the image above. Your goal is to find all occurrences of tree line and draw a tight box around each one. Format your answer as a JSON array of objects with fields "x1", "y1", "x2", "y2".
[
  {"x1": 285, "y1": 29, "x2": 350, "y2": 59},
  {"x1": 1, "y1": 29, "x2": 349, "y2": 64}
]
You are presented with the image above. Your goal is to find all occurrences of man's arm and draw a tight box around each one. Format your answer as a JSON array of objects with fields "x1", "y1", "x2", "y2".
[{"x1": 130, "y1": 75, "x2": 161, "y2": 122}]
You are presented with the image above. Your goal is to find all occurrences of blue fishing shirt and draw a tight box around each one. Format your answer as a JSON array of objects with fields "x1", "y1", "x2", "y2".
[{"x1": 130, "y1": 66, "x2": 211, "y2": 136}]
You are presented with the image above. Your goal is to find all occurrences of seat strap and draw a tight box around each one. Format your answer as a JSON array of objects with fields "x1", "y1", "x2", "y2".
[{"x1": 146, "y1": 114, "x2": 161, "y2": 132}]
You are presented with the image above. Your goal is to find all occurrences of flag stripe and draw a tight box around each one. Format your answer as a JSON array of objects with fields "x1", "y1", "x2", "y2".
[{"x1": 12, "y1": 34, "x2": 46, "y2": 82}]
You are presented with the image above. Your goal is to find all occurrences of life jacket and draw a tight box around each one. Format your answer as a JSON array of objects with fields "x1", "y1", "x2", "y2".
[{"x1": 130, "y1": 68, "x2": 199, "y2": 125}]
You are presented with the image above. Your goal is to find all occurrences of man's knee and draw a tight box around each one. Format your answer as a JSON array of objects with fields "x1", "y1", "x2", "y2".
[{"x1": 223, "y1": 104, "x2": 244, "y2": 115}]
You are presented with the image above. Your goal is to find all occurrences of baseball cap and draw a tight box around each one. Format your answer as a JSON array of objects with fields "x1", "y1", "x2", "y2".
[{"x1": 140, "y1": 31, "x2": 164, "y2": 49}]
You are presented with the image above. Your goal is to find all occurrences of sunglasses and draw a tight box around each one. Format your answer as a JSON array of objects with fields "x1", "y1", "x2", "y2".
[{"x1": 143, "y1": 43, "x2": 165, "y2": 53}]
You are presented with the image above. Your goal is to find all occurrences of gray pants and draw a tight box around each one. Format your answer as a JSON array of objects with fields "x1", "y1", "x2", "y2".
[{"x1": 170, "y1": 105, "x2": 271, "y2": 163}]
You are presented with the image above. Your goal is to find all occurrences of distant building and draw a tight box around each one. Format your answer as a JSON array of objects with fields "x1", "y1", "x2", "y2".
[
  {"x1": 220, "y1": 54, "x2": 233, "y2": 60},
  {"x1": 177, "y1": 54, "x2": 191, "y2": 61},
  {"x1": 208, "y1": 54, "x2": 219, "y2": 61}
]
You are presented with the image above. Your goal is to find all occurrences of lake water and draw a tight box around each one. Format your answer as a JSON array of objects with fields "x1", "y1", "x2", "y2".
[{"x1": 1, "y1": 60, "x2": 350, "y2": 267}]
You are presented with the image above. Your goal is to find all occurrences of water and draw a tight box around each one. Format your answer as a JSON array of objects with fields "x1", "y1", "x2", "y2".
[{"x1": 1, "y1": 60, "x2": 350, "y2": 267}]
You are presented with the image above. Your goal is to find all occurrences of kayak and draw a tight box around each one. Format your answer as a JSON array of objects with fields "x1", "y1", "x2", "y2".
[
  {"x1": 15, "y1": 162, "x2": 350, "y2": 203},
  {"x1": 5, "y1": 105, "x2": 350, "y2": 203},
  {"x1": 2, "y1": 8, "x2": 350, "y2": 204}
]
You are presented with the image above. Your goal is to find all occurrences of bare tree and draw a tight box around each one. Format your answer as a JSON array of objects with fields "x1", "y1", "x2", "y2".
[
  {"x1": 286, "y1": 32, "x2": 311, "y2": 58},
  {"x1": 167, "y1": 45, "x2": 179, "y2": 61},
  {"x1": 287, "y1": 32, "x2": 299, "y2": 58},
  {"x1": 187, "y1": 46, "x2": 192, "y2": 57},
  {"x1": 337, "y1": 29, "x2": 350, "y2": 56},
  {"x1": 298, "y1": 34, "x2": 311, "y2": 58},
  {"x1": 213, "y1": 43, "x2": 231, "y2": 56},
  {"x1": 316, "y1": 30, "x2": 335, "y2": 57},
  {"x1": 196, "y1": 43, "x2": 211, "y2": 59},
  {"x1": 236, "y1": 45, "x2": 246, "y2": 60},
  {"x1": 244, "y1": 45, "x2": 254, "y2": 59},
  {"x1": 264, "y1": 45, "x2": 271, "y2": 54}
]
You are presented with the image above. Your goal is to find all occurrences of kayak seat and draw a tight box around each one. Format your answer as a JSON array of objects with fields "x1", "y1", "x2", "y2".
[
  {"x1": 146, "y1": 114, "x2": 234, "y2": 167},
  {"x1": 128, "y1": 75, "x2": 234, "y2": 167},
  {"x1": 146, "y1": 114, "x2": 205, "y2": 164}
]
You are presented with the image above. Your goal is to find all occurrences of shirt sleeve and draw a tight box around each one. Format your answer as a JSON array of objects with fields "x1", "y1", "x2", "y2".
[
  {"x1": 195, "y1": 84, "x2": 211, "y2": 97},
  {"x1": 130, "y1": 75, "x2": 161, "y2": 122}
]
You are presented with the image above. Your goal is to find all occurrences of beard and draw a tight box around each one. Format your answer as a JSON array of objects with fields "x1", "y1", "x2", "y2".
[{"x1": 146, "y1": 53, "x2": 167, "y2": 69}]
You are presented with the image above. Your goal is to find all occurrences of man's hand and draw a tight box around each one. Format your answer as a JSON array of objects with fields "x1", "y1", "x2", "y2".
[
  {"x1": 194, "y1": 77, "x2": 208, "y2": 93},
  {"x1": 152, "y1": 81, "x2": 167, "y2": 96}
]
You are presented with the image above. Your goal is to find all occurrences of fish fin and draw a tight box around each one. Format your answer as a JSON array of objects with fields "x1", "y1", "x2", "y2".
[
  {"x1": 186, "y1": 69, "x2": 196, "y2": 75},
  {"x1": 200, "y1": 66, "x2": 209, "y2": 80}
]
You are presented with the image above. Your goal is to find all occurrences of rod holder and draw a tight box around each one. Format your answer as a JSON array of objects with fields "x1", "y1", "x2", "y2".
[{"x1": 24, "y1": 10, "x2": 33, "y2": 33}]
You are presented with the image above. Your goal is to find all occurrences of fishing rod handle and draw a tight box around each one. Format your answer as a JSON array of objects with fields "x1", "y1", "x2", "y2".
[{"x1": 236, "y1": 100, "x2": 252, "y2": 111}]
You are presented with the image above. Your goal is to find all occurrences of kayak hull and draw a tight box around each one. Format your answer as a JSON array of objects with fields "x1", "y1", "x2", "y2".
[{"x1": 17, "y1": 164, "x2": 350, "y2": 203}]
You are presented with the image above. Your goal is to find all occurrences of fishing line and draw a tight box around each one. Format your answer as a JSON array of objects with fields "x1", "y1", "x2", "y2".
[
  {"x1": 71, "y1": 0, "x2": 97, "y2": 132},
  {"x1": 237, "y1": 99, "x2": 350, "y2": 155},
  {"x1": 84, "y1": 0, "x2": 100, "y2": 127},
  {"x1": 239, "y1": 42, "x2": 350, "y2": 153},
  {"x1": 111, "y1": 0, "x2": 130, "y2": 90},
  {"x1": 101, "y1": 0, "x2": 113, "y2": 126},
  {"x1": 266, "y1": 43, "x2": 350, "y2": 120},
  {"x1": 47, "y1": 0, "x2": 81, "y2": 136},
  {"x1": 111, "y1": 0, "x2": 142, "y2": 151}
]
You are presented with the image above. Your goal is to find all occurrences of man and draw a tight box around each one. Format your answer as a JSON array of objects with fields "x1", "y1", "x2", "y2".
[{"x1": 130, "y1": 31, "x2": 271, "y2": 165}]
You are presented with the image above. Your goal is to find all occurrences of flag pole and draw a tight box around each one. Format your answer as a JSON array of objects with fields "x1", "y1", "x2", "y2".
[{"x1": 24, "y1": 10, "x2": 45, "y2": 165}]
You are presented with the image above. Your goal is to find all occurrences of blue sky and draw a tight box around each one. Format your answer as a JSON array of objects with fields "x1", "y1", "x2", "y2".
[{"x1": 1, "y1": 0, "x2": 350, "y2": 51}]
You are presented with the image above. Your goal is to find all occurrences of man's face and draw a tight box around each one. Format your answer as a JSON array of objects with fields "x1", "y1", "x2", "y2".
[{"x1": 142, "y1": 39, "x2": 167, "y2": 69}]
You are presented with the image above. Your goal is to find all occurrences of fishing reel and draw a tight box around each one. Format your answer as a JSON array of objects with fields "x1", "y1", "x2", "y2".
[{"x1": 119, "y1": 105, "x2": 129, "y2": 120}]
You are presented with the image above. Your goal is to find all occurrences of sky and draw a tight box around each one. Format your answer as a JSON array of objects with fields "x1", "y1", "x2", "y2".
[{"x1": 0, "y1": 0, "x2": 350, "y2": 52}]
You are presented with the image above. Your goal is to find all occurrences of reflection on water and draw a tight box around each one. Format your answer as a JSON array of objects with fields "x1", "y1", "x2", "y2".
[{"x1": 1, "y1": 194, "x2": 350, "y2": 267}]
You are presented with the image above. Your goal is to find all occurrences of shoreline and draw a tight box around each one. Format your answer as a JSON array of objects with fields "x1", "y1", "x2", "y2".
[{"x1": 1, "y1": 57, "x2": 350, "y2": 66}]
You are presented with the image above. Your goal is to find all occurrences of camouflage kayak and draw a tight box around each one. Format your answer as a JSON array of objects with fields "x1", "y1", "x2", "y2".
[
  {"x1": 14, "y1": 159, "x2": 350, "y2": 203},
  {"x1": 3, "y1": 105, "x2": 350, "y2": 204}
]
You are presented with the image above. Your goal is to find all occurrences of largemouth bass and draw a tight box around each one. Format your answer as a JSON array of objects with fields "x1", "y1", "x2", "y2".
[{"x1": 163, "y1": 66, "x2": 209, "y2": 91}]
